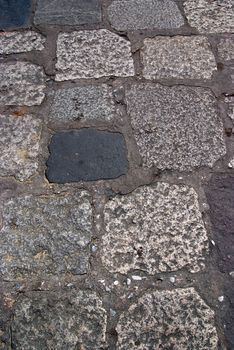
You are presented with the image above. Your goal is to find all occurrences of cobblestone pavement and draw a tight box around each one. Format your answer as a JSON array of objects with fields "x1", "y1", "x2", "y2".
[{"x1": 0, "y1": 0, "x2": 233, "y2": 349}]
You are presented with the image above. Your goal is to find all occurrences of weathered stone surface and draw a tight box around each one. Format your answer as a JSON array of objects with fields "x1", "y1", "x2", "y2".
[
  {"x1": 218, "y1": 37, "x2": 234, "y2": 61},
  {"x1": 0, "y1": 0, "x2": 31, "y2": 29},
  {"x1": 223, "y1": 279, "x2": 234, "y2": 349},
  {"x1": 225, "y1": 96, "x2": 234, "y2": 122},
  {"x1": 0, "y1": 31, "x2": 45, "y2": 55},
  {"x1": 46, "y1": 129, "x2": 128, "y2": 183},
  {"x1": 107, "y1": 0, "x2": 184, "y2": 31},
  {"x1": 0, "y1": 114, "x2": 41, "y2": 181},
  {"x1": 101, "y1": 183, "x2": 209, "y2": 274},
  {"x1": 55, "y1": 30, "x2": 135, "y2": 81},
  {"x1": 142, "y1": 36, "x2": 216, "y2": 80},
  {"x1": 0, "y1": 191, "x2": 92, "y2": 279},
  {"x1": 116, "y1": 288, "x2": 218, "y2": 349},
  {"x1": 0, "y1": 62, "x2": 46, "y2": 106},
  {"x1": 184, "y1": 0, "x2": 234, "y2": 34},
  {"x1": 34, "y1": 0, "x2": 101, "y2": 26},
  {"x1": 12, "y1": 291, "x2": 107, "y2": 350},
  {"x1": 48, "y1": 85, "x2": 116, "y2": 122},
  {"x1": 205, "y1": 175, "x2": 234, "y2": 273},
  {"x1": 126, "y1": 83, "x2": 226, "y2": 171}
]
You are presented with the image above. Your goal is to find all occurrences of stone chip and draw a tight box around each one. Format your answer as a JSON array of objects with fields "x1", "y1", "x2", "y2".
[
  {"x1": 141, "y1": 36, "x2": 217, "y2": 80},
  {"x1": 101, "y1": 183, "x2": 209, "y2": 274},
  {"x1": 107, "y1": 0, "x2": 184, "y2": 31},
  {"x1": 0, "y1": 31, "x2": 45, "y2": 55},
  {"x1": 0, "y1": 191, "x2": 93, "y2": 279},
  {"x1": 116, "y1": 288, "x2": 218, "y2": 349},
  {"x1": 126, "y1": 83, "x2": 226, "y2": 171},
  {"x1": 55, "y1": 30, "x2": 135, "y2": 81}
]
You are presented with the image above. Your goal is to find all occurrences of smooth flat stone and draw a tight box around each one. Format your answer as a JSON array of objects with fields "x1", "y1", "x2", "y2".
[{"x1": 0, "y1": 0, "x2": 31, "y2": 29}]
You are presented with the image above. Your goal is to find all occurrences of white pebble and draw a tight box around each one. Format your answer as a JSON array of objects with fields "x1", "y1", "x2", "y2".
[
  {"x1": 218, "y1": 296, "x2": 224, "y2": 302},
  {"x1": 132, "y1": 275, "x2": 143, "y2": 281},
  {"x1": 170, "y1": 277, "x2": 176, "y2": 283},
  {"x1": 113, "y1": 280, "x2": 119, "y2": 286}
]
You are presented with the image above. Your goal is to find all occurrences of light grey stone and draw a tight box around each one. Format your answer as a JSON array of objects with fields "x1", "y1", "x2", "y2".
[
  {"x1": 12, "y1": 291, "x2": 107, "y2": 350},
  {"x1": 34, "y1": 0, "x2": 101, "y2": 26},
  {"x1": 218, "y1": 37, "x2": 234, "y2": 61},
  {"x1": 0, "y1": 31, "x2": 45, "y2": 55},
  {"x1": 225, "y1": 96, "x2": 234, "y2": 122},
  {"x1": 49, "y1": 85, "x2": 116, "y2": 122},
  {"x1": 101, "y1": 183, "x2": 209, "y2": 274},
  {"x1": 0, "y1": 62, "x2": 46, "y2": 106},
  {"x1": 0, "y1": 114, "x2": 42, "y2": 181},
  {"x1": 116, "y1": 288, "x2": 218, "y2": 349},
  {"x1": 126, "y1": 83, "x2": 226, "y2": 171},
  {"x1": 55, "y1": 30, "x2": 135, "y2": 81},
  {"x1": 0, "y1": 190, "x2": 93, "y2": 279},
  {"x1": 184, "y1": 0, "x2": 234, "y2": 34},
  {"x1": 141, "y1": 36, "x2": 217, "y2": 80},
  {"x1": 107, "y1": 0, "x2": 184, "y2": 31}
]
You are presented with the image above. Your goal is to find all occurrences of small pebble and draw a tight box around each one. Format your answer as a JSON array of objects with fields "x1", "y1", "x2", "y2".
[
  {"x1": 211, "y1": 240, "x2": 216, "y2": 246},
  {"x1": 132, "y1": 275, "x2": 143, "y2": 281},
  {"x1": 218, "y1": 296, "x2": 224, "y2": 302},
  {"x1": 170, "y1": 277, "x2": 176, "y2": 283},
  {"x1": 110, "y1": 308, "x2": 117, "y2": 317},
  {"x1": 127, "y1": 278, "x2": 131, "y2": 286},
  {"x1": 113, "y1": 280, "x2": 119, "y2": 286},
  {"x1": 229, "y1": 271, "x2": 234, "y2": 277}
]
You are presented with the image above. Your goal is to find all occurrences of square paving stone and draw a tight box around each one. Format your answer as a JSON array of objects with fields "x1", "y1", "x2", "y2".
[
  {"x1": 11, "y1": 291, "x2": 107, "y2": 350},
  {"x1": 126, "y1": 83, "x2": 226, "y2": 171},
  {"x1": 0, "y1": 0, "x2": 31, "y2": 29},
  {"x1": 184, "y1": 0, "x2": 234, "y2": 33},
  {"x1": 34, "y1": 0, "x2": 101, "y2": 26},
  {"x1": 0, "y1": 191, "x2": 93, "y2": 280},
  {"x1": 116, "y1": 288, "x2": 218, "y2": 350},
  {"x1": 141, "y1": 36, "x2": 217, "y2": 80},
  {"x1": 101, "y1": 183, "x2": 209, "y2": 274},
  {"x1": 205, "y1": 175, "x2": 234, "y2": 274},
  {"x1": 107, "y1": 0, "x2": 184, "y2": 31},
  {"x1": 46, "y1": 129, "x2": 128, "y2": 183},
  {"x1": 0, "y1": 114, "x2": 42, "y2": 181},
  {"x1": 55, "y1": 30, "x2": 135, "y2": 80},
  {"x1": 0, "y1": 62, "x2": 46, "y2": 106},
  {"x1": 48, "y1": 85, "x2": 116, "y2": 122}
]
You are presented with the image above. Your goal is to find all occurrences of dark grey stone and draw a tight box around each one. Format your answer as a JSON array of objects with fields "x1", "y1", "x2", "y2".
[
  {"x1": 46, "y1": 129, "x2": 128, "y2": 183},
  {"x1": 205, "y1": 175, "x2": 234, "y2": 273},
  {"x1": 222, "y1": 279, "x2": 234, "y2": 350},
  {"x1": 34, "y1": 0, "x2": 101, "y2": 25},
  {"x1": 0, "y1": 0, "x2": 31, "y2": 29}
]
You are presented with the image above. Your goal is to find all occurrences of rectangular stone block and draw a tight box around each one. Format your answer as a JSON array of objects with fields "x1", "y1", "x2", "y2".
[
  {"x1": 141, "y1": 36, "x2": 217, "y2": 80},
  {"x1": 0, "y1": 31, "x2": 45, "y2": 55},
  {"x1": 0, "y1": 0, "x2": 31, "y2": 29},
  {"x1": 218, "y1": 37, "x2": 234, "y2": 62},
  {"x1": 34, "y1": 0, "x2": 101, "y2": 25}
]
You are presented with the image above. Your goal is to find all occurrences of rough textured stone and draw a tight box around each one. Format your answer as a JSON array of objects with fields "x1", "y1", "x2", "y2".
[
  {"x1": 101, "y1": 183, "x2": 209, "y2": 274},
  {"x1": 46, "y1": 129, "x2": 128, "y2": 183},
  {"x1": 141, "y1": 36, "x2": 217, "y2": 80},
  {"x1": 116, "y1": 288, "x2": 218, "y2": 349},
  {"x1": 0, "y1": 191, "x2": 92, "y2": 279},
  {"x1": 107, "y1": 0, "x2": 184, "y2": 31},
  {"x1": 55, "y1": 30, "x2": 135, "y2": 81},
  {"x1": 0, "y1": 62, "x2": 46, "y2": 106},
  {"x1": 34, "y1": 0, "x2": 101, "y2": 26},
  {"x1": 225, "y1": 96, "x2": 234, "y2": 122},
  {"x1": 12, "y1": 291, "x2": 107, "y2": 350},
  {"x1": 0, "y1": 114, "x2": 42, "y2": 181},
  {"x1": 48, "y1": 85, "x2": 116, "y2": 122},
  {"x1": 126, "y1": 83, "x2": 226, "y2": 171},
  {"x1": 0, "y1": 31, "x2": 45, "y2": 55},
  {"x1": 0, "y1": 0, "x2": 31, "y2": 29},
  {"x1": 205, "y1": 175, "x2": 234, "y2": 273},
  {"x1": 184, "y1": 0, "x2": 234, "y2": 34},
  {"x1": 218, "y1": 37, "x2": 234, "y2": 61},
  {"x1": 223, "y1": 279, "x2": 234, "y2": 349}
]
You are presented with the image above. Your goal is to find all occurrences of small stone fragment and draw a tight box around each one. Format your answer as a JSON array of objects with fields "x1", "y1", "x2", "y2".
[
  {"x1": 107, "y1": 0, "x2": 184, "y2": 31},
  {"x1": 34, "y1": 0, "x2": 101, "y2": 26},
  {"x1": 116, "y1": 288, "x2": 218, "y2": 349},
  {"x1": 46, "y1": 129, "x2": 128, "y2": 183},
  {"x1": 0, "y1": 114, "x2": 41, "y2": 181},
  {"x1": 0, "y1": 31, "x2": 45, "y2": 55},
  {"x1": 55, "y1": 30, "x2": 135, "y2": 81},
  {"x1": 126, "y1": 83, "x2": 226, "y2": 171},
  {"x1": 225, "y1": 96, "x2": 234, "y2": 122},
  {"x1": 141, "y1": 36, "x2": 217, "y2": 80},
  {"x1": 218, "y1": 296, "x2": 224, "y2": 302},
  {"x1": 0, "y1": 0, "x2": 31, "y2": 29},
  {"x1": 218, "y1": 37, "x2": 234, "y2": 61},
  {"x1": 101, "y1": 183, "x2": 209, "y2": 274},
  {"x1": 48, "y1": 85, "x2": 116, "y2": 122},
  {"x1": 0, "y1": 191, "x2": 93, "y2": 279},
  {"x1": 0, "y1": 62, "x2": 46, "y2": 106},
  {"x1": 184, "y1": 0, "x2": 234, "y2": 34},
  {"x1": 12, "y1": 291, "x2": 107, "y2": 350}
]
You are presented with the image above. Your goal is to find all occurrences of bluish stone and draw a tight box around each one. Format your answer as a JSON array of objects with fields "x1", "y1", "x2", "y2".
[
  {"x1": 46, "y1": 129, "x2": 128, "y2": 183},
  {"x1": 0, "y1": 0, "x2": 31, "y2": 29}
]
